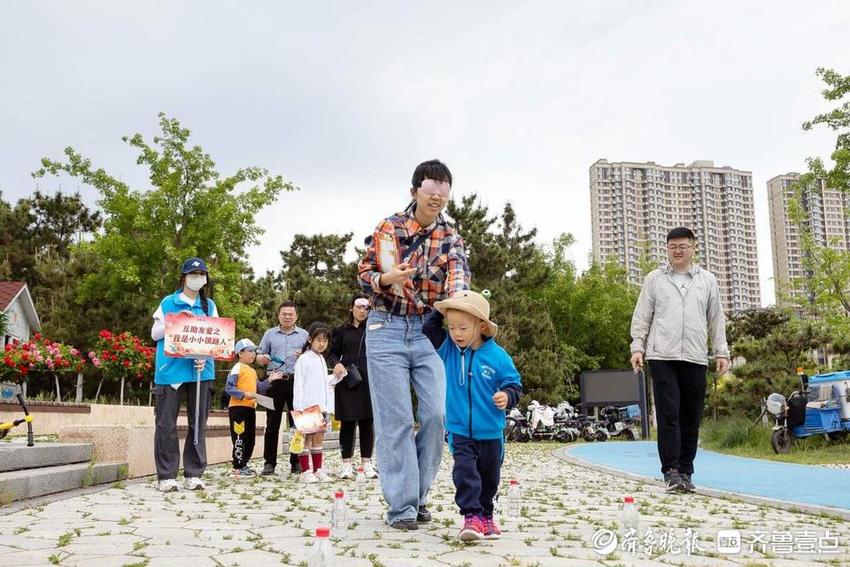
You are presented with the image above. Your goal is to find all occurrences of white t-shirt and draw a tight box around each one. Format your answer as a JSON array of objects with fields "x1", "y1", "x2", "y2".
[{"x1": 671, "y1": 270, "x2": 692, "y2": 291}]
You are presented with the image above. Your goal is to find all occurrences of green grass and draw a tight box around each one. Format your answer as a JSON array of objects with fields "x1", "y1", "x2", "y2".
[{"x1": 700, "y1": 418, "x2": 850, "y2": 464}]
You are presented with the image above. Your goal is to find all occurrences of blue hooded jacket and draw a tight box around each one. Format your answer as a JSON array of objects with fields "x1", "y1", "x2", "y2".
[
  {"x1": 424, "y1": 311, "x2": 522, "y2": 440},
  {"x1": 154, "y1": 290, "x2": 218, "y2": 385}
]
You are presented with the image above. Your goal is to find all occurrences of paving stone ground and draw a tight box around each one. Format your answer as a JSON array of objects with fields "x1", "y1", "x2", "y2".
[{"x1": 2, "y1": 442, "x2": 849, "y2": 566}]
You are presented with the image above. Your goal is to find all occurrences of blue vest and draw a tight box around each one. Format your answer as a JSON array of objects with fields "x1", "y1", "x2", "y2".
[{"x1": 154, "y1": 291, "x2": 218, "y2": 385}]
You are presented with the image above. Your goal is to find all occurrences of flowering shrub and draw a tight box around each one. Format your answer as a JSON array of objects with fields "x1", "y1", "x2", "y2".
[
  {"x1": 1, "y1": 333, "x2": 86, "y2": 382},
  {"x1": 88, "y1": 330, "x2": 155, "y2": 382}
]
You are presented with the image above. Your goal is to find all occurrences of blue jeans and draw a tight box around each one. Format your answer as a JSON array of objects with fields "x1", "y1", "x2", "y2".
[{"x1": 366, "y1": 310, "x2": 446, "y2": 524}]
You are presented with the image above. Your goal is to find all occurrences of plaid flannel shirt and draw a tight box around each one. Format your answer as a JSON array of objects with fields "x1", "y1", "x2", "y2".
[{"x1": 359, "y1": 209, "x2": 470, "y2": 315}]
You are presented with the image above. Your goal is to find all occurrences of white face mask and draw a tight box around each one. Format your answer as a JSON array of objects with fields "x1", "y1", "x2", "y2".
[{"x1": 185, "y1": 274, "x2": 207, "y2": 291}]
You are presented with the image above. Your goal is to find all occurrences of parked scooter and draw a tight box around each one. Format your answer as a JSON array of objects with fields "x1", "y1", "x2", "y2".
[
  {"x1": 504, "y1": 406, "x2": 529, "y2": 442},
  {"x1": 599, "y1": 405, "x2": 641, "y2": 440},
  {"x1": 504, "y1": 400, "x2": 579, "y2": 442},
  {"x1": 766, "y1": 369, "x2": 850, "y2": 453}
]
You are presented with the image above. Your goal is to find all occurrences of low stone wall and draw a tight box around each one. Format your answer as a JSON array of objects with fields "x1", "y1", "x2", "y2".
[
  {"x1": 0, "y1": 401, "x2": 267, "y2": 436},
  {"x1": 58, "y1": 424, "x2": 267, "y2": 478},
  {"x1": 2, "y1": 401, "x2": 274, "y2": 478}
]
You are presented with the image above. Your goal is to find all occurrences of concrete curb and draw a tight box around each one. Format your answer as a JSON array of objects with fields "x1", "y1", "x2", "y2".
[
  {"x1": 0, "y1": 442, "x2": 92, "y2": 472},
  {"x1": 1, "y1": 461, "x2": 128, "y2": 504},
  {"x1": 555, "y1": 445, "x2": 850, "y2": 521}
]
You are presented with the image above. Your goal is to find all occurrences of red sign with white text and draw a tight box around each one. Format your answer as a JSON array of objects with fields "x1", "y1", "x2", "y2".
[{"x1": 164, "y1": 313, "x2": 235, "y2": 360}]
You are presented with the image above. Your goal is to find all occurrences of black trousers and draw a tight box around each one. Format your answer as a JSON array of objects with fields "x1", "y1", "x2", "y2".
[
  {"x1": 263, "y1": 379, "x2": 299, "y2": 468},
  {"x1": 228, "y1": 406, "x2": 256, "y2": 469},
  {"x1": 339, "y1": 418, "x2": 374, "y2": 460},
  {"x1": 648, "y1": 359, "x2": 708, "y2": 476},
  {"x1": 153, "y1": 381, "x2": 211, "y2": 480},
  {"x1": 450, "y1": 433, "x2": 503, "y2": 517}
]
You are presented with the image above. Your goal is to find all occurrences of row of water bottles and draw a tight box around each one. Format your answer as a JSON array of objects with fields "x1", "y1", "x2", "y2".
[
  {"x1": 310, "y1": 463, "x2": 374, "y2": 566},
  {"x1": 313, "y1": 478, "x2": 527, "y2": 566},
  {"x1": 309, "y1": 490, "x2": 349, "y2": 566}
]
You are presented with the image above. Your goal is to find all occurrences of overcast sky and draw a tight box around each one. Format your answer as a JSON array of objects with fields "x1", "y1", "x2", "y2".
[{"x1": 2, "y1": 1, "x2": 849, "y2": 306}]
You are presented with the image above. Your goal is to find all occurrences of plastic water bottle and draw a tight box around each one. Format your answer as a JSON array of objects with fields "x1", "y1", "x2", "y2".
[
  {"x1": 621, "y1": 496, "x2": 639, "y2": 535},
  {"x1": 355, "y1": 466, "x2": 367, "y2": 498},
  {"x1": 308, "y1": 527, "x2": 335, "y2": 566},
  {"x1": 504, "y1": 479, "x2": 521, "y2": 529},
  {"x1": 506, "y1": 479, "x2": 521, "y2": 517},
  {"x1": 331, "y1": 491, "x2": 348, "y2": 531}
]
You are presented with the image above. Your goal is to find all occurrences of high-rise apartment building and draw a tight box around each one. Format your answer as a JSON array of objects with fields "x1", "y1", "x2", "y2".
[
  {"x1": 590, "y1": 159, "x2": 761, "y2": 313},
  {"x1": 767, "y1": 173, "x2": 850, "y2": 304}
]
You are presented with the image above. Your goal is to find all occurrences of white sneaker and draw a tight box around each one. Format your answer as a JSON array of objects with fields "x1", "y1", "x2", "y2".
[
  {"x1": 315, "y1": 469, "x2": 332, "y2": 483},
  {"x1": 300, "y1": 471, "x2": 319, "y2": 484},
  {"x1": 183, "y1": 477, "x2": 206, "y2": 491},
  {"x1": 339, "y1": 462, "x2": 355, "y2": 480},
  {"x1": 363, "y1": 462, "x2": 379, "y2": 479},
  {"x1": 156, "y1": 479, "x2": 179, "y2": 492}
]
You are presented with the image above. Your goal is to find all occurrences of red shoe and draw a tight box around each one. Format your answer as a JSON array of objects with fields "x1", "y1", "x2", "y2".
[
  {"x1": 482, "y1": 516, "x2": 501, "y2": 539},
  {"x1": 458, "y1": 514, "x2": 485, "y2": 542}
]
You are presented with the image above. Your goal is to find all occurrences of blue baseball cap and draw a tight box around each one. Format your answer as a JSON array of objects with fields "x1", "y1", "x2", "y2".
[
  {"x1": 234, "y1": 338, "x2": 257, "y2": 353},
  {"x1": 181, "y1": 257, "x2": 209, "y2": 274}
]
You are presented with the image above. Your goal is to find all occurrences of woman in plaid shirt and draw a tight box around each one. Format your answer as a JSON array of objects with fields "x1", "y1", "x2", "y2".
[{"x1": 359, "y1": 159, "x2": 470, "y2": 530}]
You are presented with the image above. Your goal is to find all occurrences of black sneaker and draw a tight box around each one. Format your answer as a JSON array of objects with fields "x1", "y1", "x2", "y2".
[
  {"x1": 290, "y1": 462, "x2": 302, "y2": 475},
  {"x1": 389, "y1": 518, "x2": 419, "y2": 531},
  {"x1": 261, "y1": 463, "x2": 275, "y2": 476},
  {"x1": 680, "y1": 473, "x2": 696, "y2": 492},
  {"x1": 417, "y1": 505, "x2": 432, "y2": 523},
  {"x1": 663, "y1": 470, "x2": 686, "y2": 492}
]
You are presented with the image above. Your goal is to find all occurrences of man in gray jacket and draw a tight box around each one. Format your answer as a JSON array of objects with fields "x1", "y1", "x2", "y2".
[{"x1": 630, "y1": 227, "x2": 730, "y2": 493}]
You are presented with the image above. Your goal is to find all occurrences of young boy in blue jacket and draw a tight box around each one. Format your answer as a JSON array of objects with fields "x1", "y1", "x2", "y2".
[{"x1": 424, "y1": 290, "x2": 522, "y2": 542}]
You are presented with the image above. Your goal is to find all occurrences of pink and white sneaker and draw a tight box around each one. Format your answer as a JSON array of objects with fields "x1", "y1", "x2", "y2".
[
  {"x1": 458, "y1": 514, "x2": 485, "y2": 542},
  {"x1": 482, "y1": 516, "x2": 502, "y2": 539}
]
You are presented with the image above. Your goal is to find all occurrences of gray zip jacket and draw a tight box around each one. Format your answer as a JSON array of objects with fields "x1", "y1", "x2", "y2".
[{"x1": 630, "y1": 263, "x2": 730, "y2": 366}]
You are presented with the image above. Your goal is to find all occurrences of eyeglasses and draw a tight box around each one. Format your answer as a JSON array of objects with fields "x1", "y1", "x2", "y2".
[
  {"x1": 418, "y1": 179, "x2": 451, "y2": 197},
  {"x1": 667, "y1": 243, "x2": 695, "y2": 251}
]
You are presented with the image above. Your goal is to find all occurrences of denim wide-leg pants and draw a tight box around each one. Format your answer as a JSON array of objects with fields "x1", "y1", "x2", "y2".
[{"x1": 366, "y1": 310, "x2": 446, "y2": 524}]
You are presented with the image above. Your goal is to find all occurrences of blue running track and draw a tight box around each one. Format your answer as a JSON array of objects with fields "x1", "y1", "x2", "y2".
[{"x1": 567, "y1": 441, "x2": 850, "y2": 512}]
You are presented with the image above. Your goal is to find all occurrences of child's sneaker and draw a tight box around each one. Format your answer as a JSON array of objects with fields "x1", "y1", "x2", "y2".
[
  {"x1": 230, "y1": 466, "x2": 257, "y2": 480},
  {"x1": 299, "y1": 471, "x2": 319, "y2": 484},
  {"x1": 458, "y1": 514, "x2": 485, "y2": 542},
  {"x1": 482, "y1": 516, "x2": 501, "y2": 539},
  {"x1": 314, "y1": 469, "x2": 332, "y2": 483}
]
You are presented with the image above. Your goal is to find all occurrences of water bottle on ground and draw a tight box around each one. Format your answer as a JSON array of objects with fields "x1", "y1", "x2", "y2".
[
  {"x1": 355, "y1": 466, "x2": 367, "y2": 497},
  {"x1": 504, "y1": 479, "x2": 521, "y2": 530},
  {"x1": 308, "y1": 527, "x2": 335, "y2": 567},
  {"x1": 621, "y1": 496, "x2": 639, "y2": 536},
  {"x1": 331, "y1": 491, "x2": 348, "y2": 531}
]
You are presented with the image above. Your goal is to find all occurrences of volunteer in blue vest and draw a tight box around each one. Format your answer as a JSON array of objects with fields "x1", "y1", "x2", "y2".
[{"x1": 151, "y1": 257, "x2": 219, "y2": 492}]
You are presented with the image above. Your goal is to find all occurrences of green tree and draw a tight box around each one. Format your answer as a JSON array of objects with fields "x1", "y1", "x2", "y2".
[
  {"x1": 548, "y1": 258, "x2": 638, "y2": 370},
  {"x1": 786, "y1": 68, "x2": 850, "y2": 358},
  {"x1": 280, "y1": 233, "x2": 359, "y2": 327},
  {"x1": 32, "y1": 113, "x2": 297, "y2": 337},
  {"x1": 0, "y1": 190, "x2": 100, "y2": 289},
  {"x1": 446, "y1": 194, "x2": 570, "y2": 403},
  {"x1": 712, "y1": 311, "x2": 826, "y2": 418}
]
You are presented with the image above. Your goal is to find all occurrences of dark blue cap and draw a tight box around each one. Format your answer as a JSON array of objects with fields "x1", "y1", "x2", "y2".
[{"x1": 181, "y1": 257, "x2": 209, "y2": 274}]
